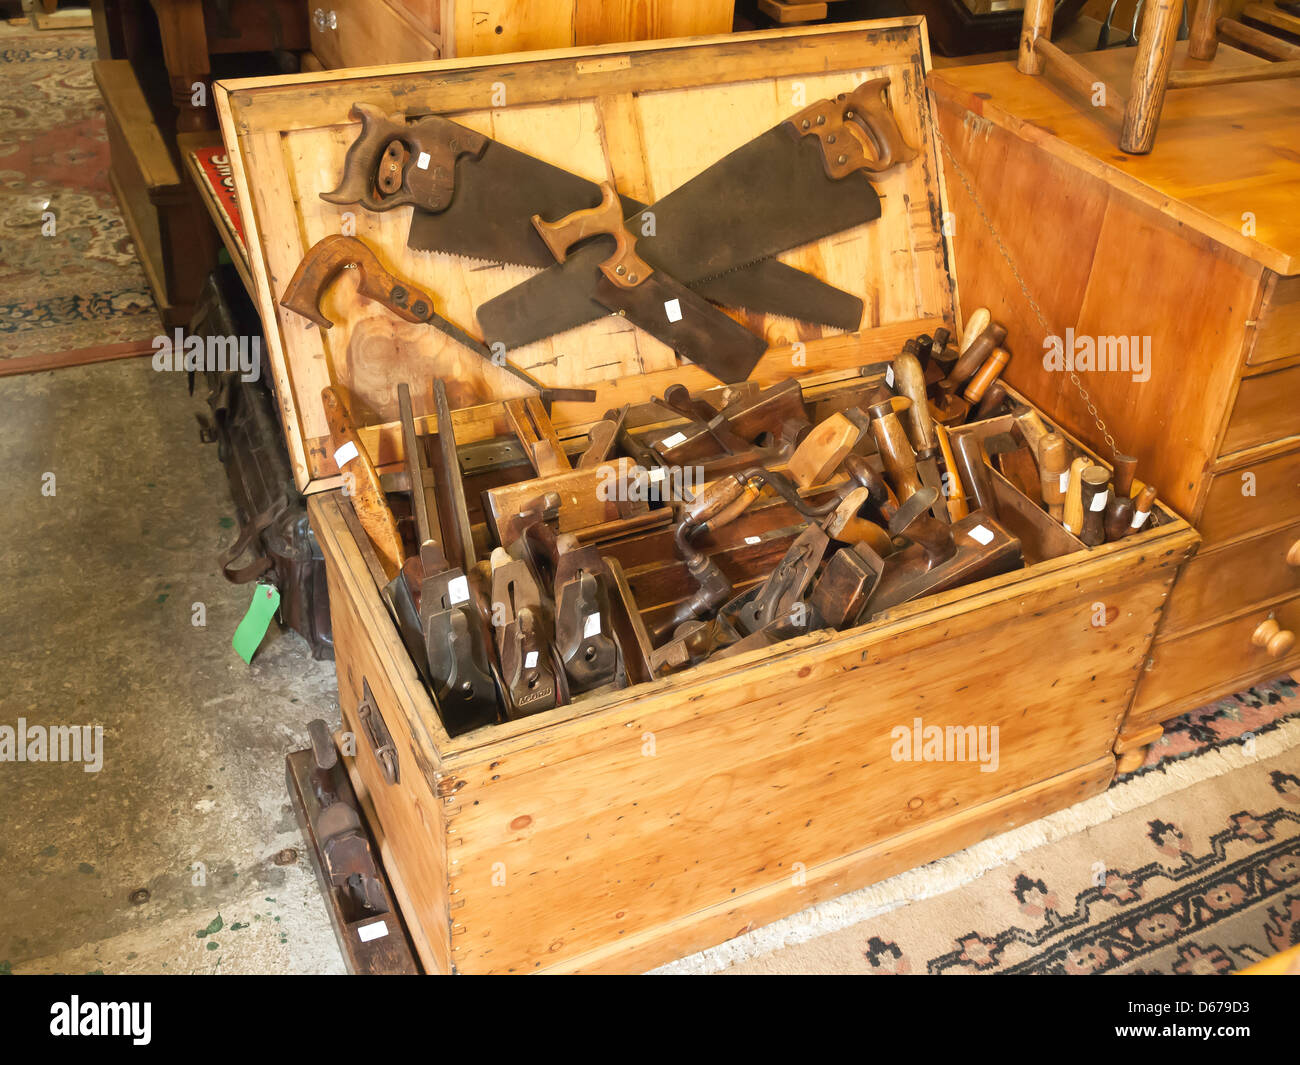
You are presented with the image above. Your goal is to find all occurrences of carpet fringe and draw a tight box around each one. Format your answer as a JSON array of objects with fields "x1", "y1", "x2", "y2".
[{"x1": 652, "y1": 715, "x2": 1300, "y2": 974}]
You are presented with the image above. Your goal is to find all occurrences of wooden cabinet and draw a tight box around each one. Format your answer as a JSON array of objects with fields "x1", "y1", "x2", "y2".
[
  {"x1": 929, "y1": 46, "x2": 1300, "y2": 759},
  {"x1": 305, "y1": 0, "x2": 736, "y2": 68},
  {"x1": 217, "y1": 21, "x2": 1196, "y2": 973}
]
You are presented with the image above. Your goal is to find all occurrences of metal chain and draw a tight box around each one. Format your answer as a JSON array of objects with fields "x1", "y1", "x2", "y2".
[{"x1": 934, "y1": 127, "x2": 1120, "y2": 458}]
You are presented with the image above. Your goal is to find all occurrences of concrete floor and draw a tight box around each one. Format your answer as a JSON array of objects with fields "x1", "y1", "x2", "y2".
[{"x1": 0, "y1": 357, "x2": 346, "y2": 974}]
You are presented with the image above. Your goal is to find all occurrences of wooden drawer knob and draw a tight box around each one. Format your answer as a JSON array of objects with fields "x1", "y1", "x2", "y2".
[
  {"x1": 1252, "y1": 618, "x2": 1296, "y2": 659},
  {"x1": 1287, "y1": 540, "x2": 1300, "y2": 567}
]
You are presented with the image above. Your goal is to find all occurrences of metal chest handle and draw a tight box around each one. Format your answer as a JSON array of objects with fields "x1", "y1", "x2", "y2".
[{"x1": 356, "y1": 678, "x2": 399, "y2": 786}]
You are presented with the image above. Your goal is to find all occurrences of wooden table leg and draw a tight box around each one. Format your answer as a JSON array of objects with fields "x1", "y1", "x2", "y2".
[
  {"x1": 1188, "y1": 0, "x2": 1220, "y2": 59},
  {"x1": 1120, "y1": 0, "x2": 1185, "y2": 154},
  {"x1": 152, "y1": 0, "x2": 214, "y2": 132},
  {"x1": 1018, "y1": 0, "x2": 1055, "y2": 75}
]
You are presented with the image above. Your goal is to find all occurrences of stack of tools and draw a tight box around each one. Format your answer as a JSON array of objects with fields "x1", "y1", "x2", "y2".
[
  {"x1": 322, "y1": 380, "x2": 654, "y2": 736},
  {"x1": 875, "y1": 308, "x2": 1162, "y2": 547}
]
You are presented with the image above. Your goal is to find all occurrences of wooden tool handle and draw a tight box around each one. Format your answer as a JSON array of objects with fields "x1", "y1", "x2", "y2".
[
  {"x1": 1015, "y1": 410, "x2": 1052, "y2": 462},
  {"x1": 320, "y1": 103, "x2": 488, "y2": 213},
  {"x1": 1111, "y1": 453, "x2": 1139, "y2": 499},
  {"x1": 1062, "y1": 457, "x2": 1090, "y2": 534},
  {"x1": 787, "y1": 412, "x2": 862, "y2": 489},
  {"x1": 823, "y1": 486, "x2": 893, "y2": 555},
  {"x1": 1104, "y1": 494, "x2": 1135, "y2": 542},
  {"x1": 951, "y1": 433, "x2": 999, "y2": 519},
  {"x1": 869, "y1": 399, "x2": 923, "y2": 501},
  {"x1": 785, "y1": 77, "x2": 916, "y2": 179},
  {"x1": 1252, "y1": 617, "x2": 1296, "y2": 659},
  {"x1": 1038, "y1": 433, "x2": 1068, "y2": 514},
  {"x1": 322, "y1": 386, "x2": 404, "y2": 581},
  {"x1": 282, "y1": 234, "x2": 437, "y2": 330},
  {"x1": 1126, "y1": 484, "x2": 1158, "y2": 535},
  {"x1": 944, "y1": 323, "x2": 1007, "y2": 388},
  {"x1": 963, "y1": 348, "x2": 1010, "y2": 403},
  {"x1": 532, "y1": 183, "x2": 652, "y2": 289},
  {"x1": 1287, "y1": 540, "x2": 1300, "y2": 567},
  {"x1": 934, "y1": 424, "x2": 968, "y2": 520},
  {"x1": 959, "y1": 308, "x2": 991, "y2": 355},
  {"x1": 1078, "y1": 465, "x2": 1111, "y2": 547},
  {"x1": 893, "y1": 351, "x2": 937, "y2": 453}
]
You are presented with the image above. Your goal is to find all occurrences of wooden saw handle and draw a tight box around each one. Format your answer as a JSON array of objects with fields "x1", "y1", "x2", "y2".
[
  {"x1": 322, "y1": 386, "x2": 405, "y2": 582},
  {"x1": 532, "y1": 183, "x2": 653, "y2": 289},
  {"x1": 786, "y1": 77, "x2": 917, "y2": 179},
  {"x1": 282, "y1": 234, "x2": 436, "y2": 330}
]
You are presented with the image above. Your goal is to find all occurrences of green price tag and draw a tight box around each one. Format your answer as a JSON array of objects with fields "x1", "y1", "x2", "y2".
[{"x1": 232, "y1": 583, "x2": 281, "y2": 664}]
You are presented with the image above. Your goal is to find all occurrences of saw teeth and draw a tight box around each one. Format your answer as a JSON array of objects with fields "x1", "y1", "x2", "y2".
[{"x1": 405, "y1": 245, "x2": 542, "y2": 272}]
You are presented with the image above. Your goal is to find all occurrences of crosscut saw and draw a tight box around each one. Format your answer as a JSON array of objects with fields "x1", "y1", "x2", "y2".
[
  {"x1": 477, "y1": 77, "x2": 916, "y2": 355},
  {"x1": 320, "y1": 103, "x2": 864, "y2": 331}
]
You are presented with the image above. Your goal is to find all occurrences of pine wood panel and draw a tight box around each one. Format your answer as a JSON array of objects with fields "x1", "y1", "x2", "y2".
[
  {"x1": 1250, "y1": 274, "x2": 1300, "y2": 365},
  {"x1": 930, "y1": 92, "x2": 1258, "y2": 522},
  {"x1": 215, "y1": 22, "x2": 952, "y2": 491},
  {"x1": 1200, "y1": 442, "x2": 1300, "y2": 544},
  {"x1": 310, "y1": 0, "x2": 442, "y2": 70},
  {"x1": 1132, "y1": 591, "x2": 1300, "y2": 716},
  {"x1": 928, "y1": 46, "x2": 1300, "y2": 275},
  {"x1": 439, "y1": 543, "x2": 1184, "y2": 973},
  {"x1": 1221, "y1": 362, "x2": 1300, "y2": 454},
  {"x1": 1160, "y1": 519, "x2": 1300, "y2": 635}
]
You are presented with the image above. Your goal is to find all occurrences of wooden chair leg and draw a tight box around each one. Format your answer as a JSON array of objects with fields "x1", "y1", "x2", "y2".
[
  {"x1": 1188, "y1": 0, "x2": 1220, "y2": 60},
  {"x1": 1120, "y1": 0, "x2": 1185, "y2": 153},
  {"x1": 1018, "y1": 0, "x2": 1056, "y2": 75}
]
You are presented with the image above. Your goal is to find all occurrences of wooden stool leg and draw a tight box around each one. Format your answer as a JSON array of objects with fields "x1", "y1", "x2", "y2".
[
  {"x1": 1188, "y1": 0, "x2": 1220, "y2": 60},
  {"x1": 1120, "y1": 0, "x2": 1185, "y2": 154},
  {"x1": 1018, "y1": 0, "x2": 1055, "y2": 75}
]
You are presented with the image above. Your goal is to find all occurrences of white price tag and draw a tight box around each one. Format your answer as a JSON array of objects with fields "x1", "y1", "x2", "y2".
[
  {"x1": 1059, "y1": 470, "x2": 1070, "y2": 492},
  {"x1": 448, "y1": 575, "x2": 469, "y2": 605},
  {"x1": 333, "y1": 441, "x2": 359, "y2": 468},
  {"x1": 415, "y1": 151, "x2": 431, "y2": 170},
  {"x1": 661, "y1": 431, "x2": 687, "y2": 448},
  {"x1": 584, "y1": 612, "x2": 601, "y2": 638},
  {"x1": 745, "y1": 535, "x2": 761, "y2": 545},
  {"x1": 967, "y1": 524, "x2": 994, "y2": 546},
  {"x1": 664, "y1": 298, "x2": 682, "y2": 323},
  {"x1": 886, "y1": 365, "x2": 895, "y2": 388},
  {"x1": 1130, "y1": 509, "x2": 1150, "y2": 528},
  {"x1": 525, "y1": 650, "x2": 539, "y2": 669},
  {"x1": 1090, "y1": 490, "x2": 1109, "y2": 512},
  {"x1": 648, "y1": 466, "x2": 666, "y2": 481},
  {"x1": 358, "y1": 920, "x2": 389, "y2": 943}
]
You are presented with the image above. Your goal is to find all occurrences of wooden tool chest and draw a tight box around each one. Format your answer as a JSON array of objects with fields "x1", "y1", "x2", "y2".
[
  {"x1": 928, "y1": 46, "x2": 1300, "y2": 763},
  {"x1": 216, "y1": 20, "x2": 1197, "y2": 974}
]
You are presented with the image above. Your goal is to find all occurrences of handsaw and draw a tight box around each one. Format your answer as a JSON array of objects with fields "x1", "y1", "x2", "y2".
[
  {"x1": 281, "y1": 234, "x2": 595, "y2": 406},
  {"x1": 477, "y1": 77, "x2": 915, "y2": 353},
  {"x1": 531, "y1": 184, "x2": 768, "y2": 384},
  {"x1": 320, "y1": 103, "x2": 863, "y2": 331}
]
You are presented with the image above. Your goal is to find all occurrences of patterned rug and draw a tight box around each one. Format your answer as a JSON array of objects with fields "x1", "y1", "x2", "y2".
[
  {"x1": 658, "y1": 675, "x2": 1300, "y2": 974},
  {"x1": 0, "y1": 26, "x2": 159, "y2": 360}
]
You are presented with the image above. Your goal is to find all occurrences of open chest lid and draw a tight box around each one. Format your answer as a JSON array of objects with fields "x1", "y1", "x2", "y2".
[{"x1": 215, "y1": 18, "x2": 957, "y2": 494}]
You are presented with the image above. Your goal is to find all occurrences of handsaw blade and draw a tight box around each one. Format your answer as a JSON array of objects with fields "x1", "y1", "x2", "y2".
[
  {"x1": 693, "y1": 260, "x2": 863, "y2": 331},
  {"x1": 478, "y1": 128, "x2": 880, "y2": 351},
  {"x1": 407, "y1": 140, "x2": 648, "y2": 266},
  {"x1": 592, "y1": 272, "x2": 766, "y2": 385},
  {"x1": 412, "y1": 138, "x2": 864, "y2": 331}
]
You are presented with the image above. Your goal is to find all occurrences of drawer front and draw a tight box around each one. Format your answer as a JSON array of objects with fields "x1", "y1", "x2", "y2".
[
  {"x1": 310, "y1": 0, "x2": 439, "y2": 69},
  {"x1": 1132, "y1": 594, "x2": 1300, "y2": 718},
  {"x1": 1200, "y1": 445, "x2": 1300, "y2": 545},
  {"x1": 1249, "y1": 274, "x2": 1300, "y2": 366},
  {"x1": 1221, "y1": 364, "x2": 1300, "y2": 456},
  {"x1": 326, "y1": 562, "x2": 453, "y2": 974},
  {"x1": 1162, "y1": 521, "x2": 1300, "y2": 635}
]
